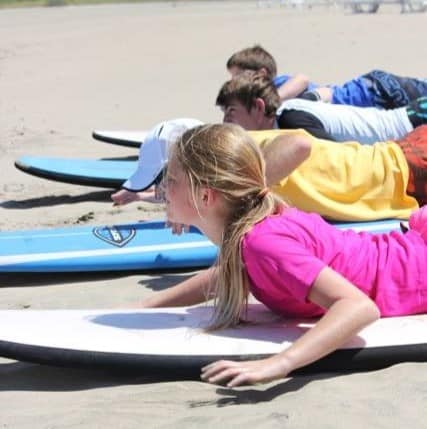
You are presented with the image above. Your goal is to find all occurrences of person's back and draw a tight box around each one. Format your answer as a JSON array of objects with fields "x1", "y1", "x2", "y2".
[
  {"x1": 277, "y1": 98, "x2": 413, "y2": 143},
  {"x1": 251, "y1": 129, "x2": 418, "y2": 220},
  {"x1": 226, "y1": 45, "x2": 427, "y2": 108},
  {"x1": 216, "y1": 73, "x2": 424, "y2": 143},
  {"x1": 242, "y1": 207, "x2": 427, "y2": 318}
]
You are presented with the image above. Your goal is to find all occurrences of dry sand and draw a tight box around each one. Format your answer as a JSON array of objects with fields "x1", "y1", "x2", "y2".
[{"x1": 1, "y1": 1, "x2": 427, "y2": 427}]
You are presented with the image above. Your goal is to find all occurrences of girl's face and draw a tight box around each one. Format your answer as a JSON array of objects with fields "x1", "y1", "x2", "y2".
[{"x1": 164, "y1": 153, "x2": 198, "y2": 225}]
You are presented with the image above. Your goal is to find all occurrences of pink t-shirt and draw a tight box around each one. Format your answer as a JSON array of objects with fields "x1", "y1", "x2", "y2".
[{"x1": 241, "y1": 208, "x2": 427, "y2": 318}]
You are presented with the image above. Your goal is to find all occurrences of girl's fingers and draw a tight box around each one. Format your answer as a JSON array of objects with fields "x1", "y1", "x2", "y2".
[
  {"x1": 201, "y1": 357, "x2": 285, "y2": 387},
  {"x1": 201, "y1": 360, "x2": 236, "y2": 377},
  {"x1": 208, "y1": 368, "x2": 241, "y2": 384},
  {"x1": 227, "y1": 372, "x2": 253, "y2": 387},
  {"x1": 201, "y1": 360, "x2": 252, "y2": 384}
]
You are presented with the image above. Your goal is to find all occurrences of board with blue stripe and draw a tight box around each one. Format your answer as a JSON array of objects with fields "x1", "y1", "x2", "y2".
[{"x1": 0, "y1": 218, "x2": 403, "y2": 273}]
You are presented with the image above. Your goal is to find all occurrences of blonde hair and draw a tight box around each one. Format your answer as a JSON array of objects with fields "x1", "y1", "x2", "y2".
[{"x1": 172, "y1": 123, "x2": 285, "y2": 329}]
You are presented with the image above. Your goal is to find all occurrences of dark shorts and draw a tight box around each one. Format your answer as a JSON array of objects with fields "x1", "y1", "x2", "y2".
[
  {"x1": 406, "y1": 96, "x2": 427, "y2": 128},
  {"x1": 396, "y1": 125, "x2": 427, "y2": 206},
  {"x1": 363, "y1": 70, "x2": 427, "y2": 109}
]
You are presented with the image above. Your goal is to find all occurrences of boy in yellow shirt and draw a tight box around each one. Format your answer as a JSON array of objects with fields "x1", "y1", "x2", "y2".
[{"x1": 112, "y1": 122, "x2": 426, "y2": 222}]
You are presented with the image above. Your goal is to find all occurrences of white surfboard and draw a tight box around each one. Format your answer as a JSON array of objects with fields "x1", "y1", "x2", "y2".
[
  {"x1": 92, "y1": 130, "x2": 148, "y2": 148},
  {"x1": 0, "y1": 305, "x2": 426, "y2": 376}
]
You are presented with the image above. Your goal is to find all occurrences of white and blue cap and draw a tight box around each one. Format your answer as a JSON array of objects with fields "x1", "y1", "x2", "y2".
[{"x1": 122, "y1": 118, "x2": 203, "y2": 191}]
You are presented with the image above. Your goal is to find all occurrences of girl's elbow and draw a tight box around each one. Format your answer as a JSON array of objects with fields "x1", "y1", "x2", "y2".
[
  {"x1": 362, "y1": 299, "x2": 381, "y2": 323},
  {"x1": 295, "y1": 136, "x2": 312, "y2": 160},
  {"x1": 372, "y1": 304, "x2": 381, "y2": 322}
]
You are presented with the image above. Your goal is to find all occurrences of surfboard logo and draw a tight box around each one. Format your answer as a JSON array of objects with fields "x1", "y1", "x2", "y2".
[{"x1": 93, "y1": 226, "x2": 136, "y2": 247}]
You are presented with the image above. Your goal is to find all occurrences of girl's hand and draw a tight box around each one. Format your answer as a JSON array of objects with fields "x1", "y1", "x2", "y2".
[
  {"x1": 201, "y1": 355, "x2": 291, "y2": 387},
  {"x1": 200, "y1": 267, "x2": 380, "y2": 389},
  {"x1": 166, "y1": 221, "x2": 190, "y2": 235}
]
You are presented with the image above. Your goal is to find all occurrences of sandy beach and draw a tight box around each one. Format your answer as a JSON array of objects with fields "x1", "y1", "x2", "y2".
[{"x1": 1, "y1": 1, "x2": 427, "y2": 427}]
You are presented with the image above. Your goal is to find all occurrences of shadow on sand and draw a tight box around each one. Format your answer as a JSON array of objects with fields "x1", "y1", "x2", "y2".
[
  {"x1": 1, "y1": 190, "x2": 114, "y2": 209},
  {"x1": 0, "y1": 270, "x2": 197, "y2": 288}
]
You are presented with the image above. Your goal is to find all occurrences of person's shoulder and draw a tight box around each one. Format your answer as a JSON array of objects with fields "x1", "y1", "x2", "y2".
[
  {"x1": 242, "y1": 209, "x2": 325, "y2": 255},
  {"x1": 280, "y1": 98, "x2": 314, "y2": 109},
  {"x1": 249, "y1": 128, "x2": 312, "y2": 140},
  {"x1": 243, "y1": 209, "x2": 301, "y2": 244}
]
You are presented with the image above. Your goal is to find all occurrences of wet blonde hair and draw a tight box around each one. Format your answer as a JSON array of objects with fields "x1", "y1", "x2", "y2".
[{"x1": 172, "y1": 123, "x2": 284, "y2": 329}]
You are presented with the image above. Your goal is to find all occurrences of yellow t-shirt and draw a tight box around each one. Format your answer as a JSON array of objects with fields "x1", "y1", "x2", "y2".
[{"x1": 249, "y1": 129, "x2": 418, "y2": 221}]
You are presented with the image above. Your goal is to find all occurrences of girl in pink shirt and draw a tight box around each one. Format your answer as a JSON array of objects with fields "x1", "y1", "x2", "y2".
[{"x1": 141, "y1": 123, "x2": 427, "y2": 387}]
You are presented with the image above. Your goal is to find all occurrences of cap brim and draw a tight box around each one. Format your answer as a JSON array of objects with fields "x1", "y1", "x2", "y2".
[
  {"x1": 121, "y1": 149, "x2": 164, "y2": 191},
  {"x1": 120, "y1": 118, "x2": 204, "y2": 192}
]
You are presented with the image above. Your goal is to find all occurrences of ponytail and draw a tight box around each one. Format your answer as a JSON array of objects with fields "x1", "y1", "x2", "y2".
[{"x1": 173, "y1": 124, "x2": 285, "y2": 330}]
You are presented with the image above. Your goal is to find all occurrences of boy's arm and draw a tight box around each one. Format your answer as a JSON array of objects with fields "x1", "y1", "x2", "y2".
[
  {"x1": 311, "y1": 86, "x2": 333, "y2": 103},
  {"x1": 262, "y1": 134, "x2": 312, "y2": 185},
  {"x1": 276, "y1": 73, "x2": 310, "y2": 101},
  {"x1": 277, "y1": 109, "x2": 335, "y2": 141},
  {"x1": 138, "y1": 267, "x2": 218, "y2": 308}
]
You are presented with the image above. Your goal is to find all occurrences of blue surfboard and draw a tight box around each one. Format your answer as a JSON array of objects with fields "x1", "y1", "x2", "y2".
[
  {"x1": 92, "y1": 130, "x2": 147, "y2": 148},
  {"x1": 0, "y1": 219, "x2": 403, "y2": 273},
  {"x1": 15, "y1": 156, "x2": 137, "y2": 189},
  {"x1": 0, "y1": 221, "x2": 217, "y2": 273}
]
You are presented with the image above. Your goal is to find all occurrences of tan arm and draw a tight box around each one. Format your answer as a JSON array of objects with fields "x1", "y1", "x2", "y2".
[
  {"x1": 262, "y1": 134, "x2": 312, "y2": 186},
  {"x1": 275, "y1": 267, "x2": 380, "y2": 373},
  {"x1": 276, "y1": 73, "x2": 310, "y2": 101},
  {"x1": 312, "y1": 86, "x2": 334, "y2": 103},
  {"x1": 139, "y1": 267, "x2": 218, "y2": 308},
  {"x1": 201, "y1": 267, "x2": 380, "y2": 386}
]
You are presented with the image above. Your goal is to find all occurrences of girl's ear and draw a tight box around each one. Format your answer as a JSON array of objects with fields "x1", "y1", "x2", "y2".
[{"x1": 199, "y1": 187, "x2": 219, "y2": 208}]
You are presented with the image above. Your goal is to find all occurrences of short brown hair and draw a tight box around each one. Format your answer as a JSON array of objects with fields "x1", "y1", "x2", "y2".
[
  {"x1": 226, "y1": 45, "x2": 277, "y2": 79},
  {"x1": 216, "y1": 71, "x2": 280, "y2": 118}
]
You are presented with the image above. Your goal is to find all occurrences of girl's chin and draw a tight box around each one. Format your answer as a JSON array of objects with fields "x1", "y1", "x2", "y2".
[{"x1": 165, "y1": 214, "x2": 179, "y2": 224}]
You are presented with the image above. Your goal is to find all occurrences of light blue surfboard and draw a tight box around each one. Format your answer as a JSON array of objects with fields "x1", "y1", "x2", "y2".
[
  {"x1": 0, "y1": 219, "x2": 403, "y2": 273},
  {"x1": 0, "y1": 221, "x2": 217, "y2": 273},
  {"x1": 15, "y1": 156, "x2": 137, "y2": 189}
]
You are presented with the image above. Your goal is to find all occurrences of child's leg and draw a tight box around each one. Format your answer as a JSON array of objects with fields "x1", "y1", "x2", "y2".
[
  {"x1": 396, "y1": 125, "x2": 427, "y2": 207},
  {"x1": 365, "y1": 70, "x2": 427, "y2": 109},
  {"x1": 406, "y1": 97, "x2": 427, "y2": 129},
  {"x1": 409, "y1": 205, "x2": 427, "y2": 241}
]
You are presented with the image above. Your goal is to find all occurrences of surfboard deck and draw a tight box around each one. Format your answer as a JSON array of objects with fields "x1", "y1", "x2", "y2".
[
  {"x1": 15, "y1": 156, "x2": 137, "y2": 189},
  {"x1": 0, "y1": 220, "x2": 400, "y2": 273},
  {"x1": 92, "y1": 130, "x2": 147, "y2": 148},
  {"x1": 0, "y1": 305, "x2": 425, "y2": 376},
  {"x1": 0, "y1": 220, "x2": 217, "y2": 272},
  {"x1": 0, "y1": 218, "x2": 403, "y2": 273}
]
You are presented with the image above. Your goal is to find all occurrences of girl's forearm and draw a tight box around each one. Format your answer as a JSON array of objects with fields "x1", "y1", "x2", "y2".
[
  {"x1": 139, "y1": 267, "x2": 218, "y2": 308},
  {"x1": 275, "y1": 298, "x2": 380, "y2": 374}
]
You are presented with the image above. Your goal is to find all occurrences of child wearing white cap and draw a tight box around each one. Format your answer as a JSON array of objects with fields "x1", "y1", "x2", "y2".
[{"x1": 111, "y1": 118, "x2": 203, "y2": 206}]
